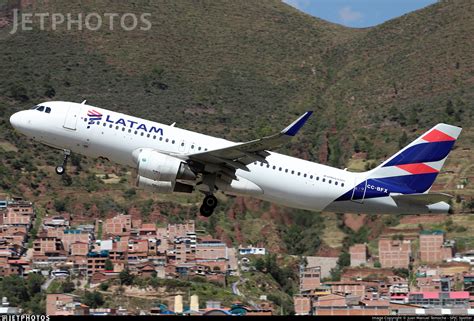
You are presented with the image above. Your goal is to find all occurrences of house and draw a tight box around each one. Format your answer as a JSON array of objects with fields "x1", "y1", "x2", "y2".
[{"x1": 378, "y1": 239, "x2": 411, "y2": 269}]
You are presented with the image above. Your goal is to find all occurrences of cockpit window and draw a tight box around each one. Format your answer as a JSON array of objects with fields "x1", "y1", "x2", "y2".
[
  {"x1": 37, "y1": 106, "x2": 45, "y2": 112},
  {"x1": 45, "y1": 107, "x2": 51, "y2": 113},
  {"x1": 30, "y1": 105, "x2": 38, "y2": 110}
]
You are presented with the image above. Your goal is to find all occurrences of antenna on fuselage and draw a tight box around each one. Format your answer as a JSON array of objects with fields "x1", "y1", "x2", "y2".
[
  {"x1": 81, "y1": 100, "x2": 87, "y2": 105},
  {"x1": 170, "y1": 122, "x2": 176, "y2": 127}
]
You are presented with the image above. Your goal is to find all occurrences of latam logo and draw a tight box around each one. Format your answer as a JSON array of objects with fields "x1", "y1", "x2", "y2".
[
  {"x1": 86, "y1": 112, "x2": 164, "y2": 136},
  {"x1": 87, "y1": 110, "x2": 103, "y2": 123}
]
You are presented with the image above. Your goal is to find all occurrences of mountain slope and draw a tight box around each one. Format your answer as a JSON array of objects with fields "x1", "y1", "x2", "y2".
[{"x1": 0, "y1": 0, "x2": 472, "y2": 256}]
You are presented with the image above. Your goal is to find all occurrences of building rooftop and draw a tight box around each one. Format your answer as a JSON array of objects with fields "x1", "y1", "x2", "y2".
[{"x1": 420, "y1": 230, "x2": 445, "y2": 235}]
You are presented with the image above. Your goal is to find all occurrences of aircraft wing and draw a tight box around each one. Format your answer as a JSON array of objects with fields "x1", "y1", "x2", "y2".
[
  {"x1": 391, "y1": 193, "x2": 453, "y2": 206},
  {"x1": 186, "y1": 111, "x2": 313, "y2": 172}
]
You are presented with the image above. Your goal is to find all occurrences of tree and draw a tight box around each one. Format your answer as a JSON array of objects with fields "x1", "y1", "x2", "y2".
[
  {"x1": 104, "y1": 259, "x2": 114, "y2": 271},
  {"x1": 119, "y1": 267, "x2": 134, "y2": 286},
  {"x1": 99, "y1": 282, "x2": 109, "y2": 291},
  {"x1": 62, "y1": 278, "x2": 75, "y2": 293},
  {"x1": 82, "y1": 291, "x2": 104, "y2": 308},
  {"x1": 337, "y1": 251, "x2": 350, "y2": 268},
  {"x1": 27, "y1": 273, "x2": 44, "y2": 296},
  {"x1": 445, "y1": 99, "x2": 454, "y2": 116},
  {"x1": 254, "y1": 257, "x2": 265, "y2": 272},
  {"x1": 393, "y1": 268, "x2": 409, "y2": 278}
]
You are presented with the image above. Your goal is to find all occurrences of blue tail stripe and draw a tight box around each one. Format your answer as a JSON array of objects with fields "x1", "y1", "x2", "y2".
[
  {"x1": 383, "y1": 141, "x2": 454, "y2": 167},
  {"x1": 335, "y1": 173, "x2": 439, "y2": 202}
]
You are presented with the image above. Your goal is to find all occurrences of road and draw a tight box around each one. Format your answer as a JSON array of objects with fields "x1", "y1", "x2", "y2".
[
  {"x1": 231, "y1": 279, "x2": 241, "y2": 296},
  {"x1": 41, "y1": 276, "x2": 55, "y2": 291}
]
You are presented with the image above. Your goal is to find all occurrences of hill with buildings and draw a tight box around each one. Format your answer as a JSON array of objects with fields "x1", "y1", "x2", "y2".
[{"x1": 0, "y1": 0, "x2": 473, "y2": 314}]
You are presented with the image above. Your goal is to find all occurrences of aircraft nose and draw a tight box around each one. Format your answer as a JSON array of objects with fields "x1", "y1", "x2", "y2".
[{"x1": 10, "y1": 112, "x2": 21, "y2": 129}]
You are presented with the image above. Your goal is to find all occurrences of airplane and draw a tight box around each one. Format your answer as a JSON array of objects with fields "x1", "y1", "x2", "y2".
[{"x1": 9, "y1": 101, "x2": 462, "y2": 217}]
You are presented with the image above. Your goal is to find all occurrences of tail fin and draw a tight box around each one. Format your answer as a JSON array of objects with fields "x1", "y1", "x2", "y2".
[{"x1": 367, "y1": 123, "x2": 462, "y2": 194}]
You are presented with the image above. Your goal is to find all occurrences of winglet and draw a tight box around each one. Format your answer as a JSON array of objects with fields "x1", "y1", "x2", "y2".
[{"x1": 281, "y1": 111, "x2": 313, "y2": 136}]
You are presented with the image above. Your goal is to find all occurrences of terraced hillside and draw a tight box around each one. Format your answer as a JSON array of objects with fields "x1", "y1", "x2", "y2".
[{"x1": 0, "y1": 0, "x2": 472, "y2": 257}]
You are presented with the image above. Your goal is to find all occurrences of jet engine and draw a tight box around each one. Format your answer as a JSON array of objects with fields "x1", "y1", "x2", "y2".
[
  {"x1": 136, "y1": 176, "x2": 193, "y2": 194},
  {"x1": 132, "y1": 149, "x2": 196, "y2": 194},
  {"x1": 134, "y1": 149, "x2": 196, "y2": 182}
]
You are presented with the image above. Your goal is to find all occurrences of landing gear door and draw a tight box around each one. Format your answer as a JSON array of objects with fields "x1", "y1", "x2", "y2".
[
  {"x1": 351, "y1": 179, "x2": 367, "y2": 203},
  {"x1": 63, "y1": 106, "x2": 79, "y2": 130}
]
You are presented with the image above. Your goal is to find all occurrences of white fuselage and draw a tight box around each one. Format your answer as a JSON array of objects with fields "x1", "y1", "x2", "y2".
[{"x1": 9, "y1": 101, "x2": 449, "y2": 214}]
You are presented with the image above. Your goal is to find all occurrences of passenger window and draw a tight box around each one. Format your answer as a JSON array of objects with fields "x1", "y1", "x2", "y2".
[
  {"x1": 45, "y1": 107, "x2": 51, "y2": 113},
  {"x1": 272, "y1": 166, "x2": 276, "y2": 170},
  {"x1": 279, "y1": 167, "x2": 282, "y2": 171},
  {"x1": 109, "y1": 124, "x2": 113, "y2": 128},
  {"x1": 103, "y1": 123, "x2": 106, "y2": 127},
  {"x1": 267, "y1": 164, "x2": 270, "y2": 168},
  {"x1": 304, "y1": 174, "x2": 307, "y2": 178},
  {"x1": 135, "y1": 131, "x2": 138, "y2": 135},
  {"x1": 165, "y1": 138, "x2": 169, "y2": 142},
  {"x1": 335, "y1": 181, "x2": 338, "y2": 186},
  {"x1": 341, "y1": 183, "x2": 345, "y2": 187},
  {"x1": 147, "y1": 134, "x2": 150, "y2": 138},
  {"x1": 291, "y1": 170, "x2": 295, "y2": 174},
  {"x1": 329, "y1": 180, "x2": 332, "y2": 184},
  {"x1": 153, "y1": 135, "x2": 157, "y2": 139},
  {"x1": 122, "y1": 128, "x2": 125, "y2": 131},
  {"x1": 297, "y1": 172, "x2": 301, "y2": 176},
  {"x1": 141, "y1": 132, "x2": 144, "y2": 136},
  {"x1": 310, "y1": 175, "x2": 313, "y2": 179},
  {"x1": 116, "y1": 126, "x2": 119, "y2": 130},
  {"x1": 285, "y1": 169, "x2": 288, "y2": 173},
  {"x1": 322, "y1": 178, "x2": 326, "y2": 182},
  {"x1": 316, "y1": 177, "x2": 319, "y2": 181},
  {"x1": 172, "y1": 140, "x2": 175, "y2": 144}
]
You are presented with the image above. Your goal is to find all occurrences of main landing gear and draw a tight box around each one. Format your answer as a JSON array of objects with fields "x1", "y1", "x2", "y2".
[
  {"x1": 200, "y1": 194, "x2": 218, "y2": 217},
  {"x1": 55, "y1": 149, "x2": 70, "y2": 175}
]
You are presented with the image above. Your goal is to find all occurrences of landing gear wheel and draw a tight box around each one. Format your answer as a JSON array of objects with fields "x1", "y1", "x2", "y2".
[
  {"x1": 55, "y1": 166, "x2": 65, "y2": 176},
  {"x1": 203, "y1": 195, "x2": 218, "y2": 209},
  {"x1": 199, "y1": 205, "x2": 214, "y2": 217},
  {"x1": 199, "y1": 195, "x2": 218, "y2": 217},
  {"x1": 55, "y1": 149, "x2": 71, "y2": 176}
]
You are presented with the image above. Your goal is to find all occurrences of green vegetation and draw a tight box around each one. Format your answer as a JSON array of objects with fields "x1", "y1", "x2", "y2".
[
  {"x1": 82, "y1": 291, "x2": 105, "y2": 308},
  {"x1": 0, "y1": 0, "x2": 473, "y2": 314},
  {"x1": 0, "y1": 274, "x2": 45, "y2": 314},
  {"x1": 254, "y1": 254, "x2": 297, "y2": 296}
]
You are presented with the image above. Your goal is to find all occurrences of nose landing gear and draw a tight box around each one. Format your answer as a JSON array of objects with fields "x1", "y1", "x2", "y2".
[
  {"x1": 200, "y1": 194, "x2": 218, "y2": 217},
  {"x1": 55, "y1": 149, "x2": 70, "y2": 175}
]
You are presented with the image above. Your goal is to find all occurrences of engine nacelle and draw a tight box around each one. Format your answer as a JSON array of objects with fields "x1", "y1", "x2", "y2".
[
  {"x1": 134, "y1": 149, "x2": 196, "y2": 182},
  {"x1": 137, "y1": 176, "x2": 193, "y2": 194}
]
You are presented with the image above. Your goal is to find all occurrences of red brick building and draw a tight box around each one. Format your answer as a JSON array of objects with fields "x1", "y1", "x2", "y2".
[
  {"x1": 349, "y1": 244, "x2": 368, "y2": 267},
  {"x1": 419, "y1": 231, "x2": 453, "y2": 263},
  {"x1": 300, "y1": 266, "x2": 321, "y2": 292},
  {"x1": 103, "y1": 214, "x2": 131, "y2": 237},
  {"x1": 378, "y1": 239, "x2": 411, "y2": 269}
]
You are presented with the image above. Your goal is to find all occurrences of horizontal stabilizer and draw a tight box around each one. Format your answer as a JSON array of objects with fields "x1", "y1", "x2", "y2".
[{"x1": 391, "y1": 193, "x2": 453, "y2": 206}]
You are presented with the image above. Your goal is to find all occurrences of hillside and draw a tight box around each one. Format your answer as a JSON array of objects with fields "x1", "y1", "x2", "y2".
[{"x1": 0, "y1": 0, "x2": 473, "y2": 258}]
